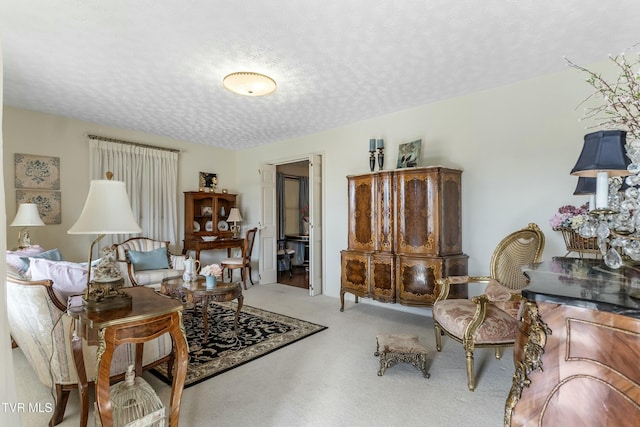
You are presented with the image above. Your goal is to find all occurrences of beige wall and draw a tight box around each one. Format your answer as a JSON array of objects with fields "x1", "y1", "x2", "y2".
[
  {"x1": 235, "y1": 61, "x2": 610, "y2": 301},
  {"x1": 3, "y1": 58, "x2": 614, "y2": 301},
  {"x1": 2, "y1": 108, "x2": 237, "y2": 261}
]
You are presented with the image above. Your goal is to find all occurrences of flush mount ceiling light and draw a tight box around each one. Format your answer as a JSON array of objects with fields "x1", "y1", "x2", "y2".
[{"x1": 223, "y1": 72, "x2": 277, "y2": 96}]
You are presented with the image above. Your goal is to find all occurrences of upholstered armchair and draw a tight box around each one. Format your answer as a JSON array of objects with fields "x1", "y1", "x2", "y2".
[
  {"x1": 6, "y1": 275, "x2": 174, "y2": 426},
  {"x1": 114, "y1": 237, "x2": 186, "y2": 288},
  {"x1": 432, "y1": 223, "x2": 545, "y2": 391}
]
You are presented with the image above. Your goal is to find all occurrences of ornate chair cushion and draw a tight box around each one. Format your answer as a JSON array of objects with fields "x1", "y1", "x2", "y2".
[
  {"x1": 432, "y1": 299, "x2": 519, "y2": 344},
  {"x1": 484, "y1": 278, "x2": 523, "y2": 319}
]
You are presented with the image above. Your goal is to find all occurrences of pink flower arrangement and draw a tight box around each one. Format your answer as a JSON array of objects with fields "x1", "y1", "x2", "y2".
[
  {"x1": 549, "y1": 204, "x2": 589, "y2": 230},
  {"x1": 200, "y1": 263, "x2": 222, "y2": 277},
  {"x1": 300, "y1": 204, "x2": 309, "y2": 223}
]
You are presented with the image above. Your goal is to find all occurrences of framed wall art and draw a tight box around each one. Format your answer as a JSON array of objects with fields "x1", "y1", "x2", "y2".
[
  {"x1": 16, "y1": 190, "x2": 62, "y2": 224},
  {"x1": 396, "y1": 139, "x2": 422, "y2": 168},
  {"x1": 15, "y1": 153, "x2": 60, "y2": 190},
  {"x1": 199, "y1": 172, "x2": 218, "y2": 192}
]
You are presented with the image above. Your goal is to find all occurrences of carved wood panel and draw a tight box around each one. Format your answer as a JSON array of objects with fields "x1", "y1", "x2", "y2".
[
  {"x1": 376, "y1": 171, "x2": 394, "y2": 253},
  {"x1": 507, "y1": 301, "x2": 640, "y2": 427},
  {"x1": 396, "y1": 170, "x2": 434, "y2": 255},
  {"x1": 340, "y1": 250, "x2": 370, "y2": 298},
  {"x1": 348, "y1": 175, "x2": 376, "y2": 251},
  {"x1": 371, "y1": 253, "x2": 395, "y2": 303}
]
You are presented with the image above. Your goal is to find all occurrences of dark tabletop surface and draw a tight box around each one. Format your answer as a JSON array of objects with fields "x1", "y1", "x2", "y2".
[{"x1": 522, "y1": 257, "x2": 640, "y2": 319}]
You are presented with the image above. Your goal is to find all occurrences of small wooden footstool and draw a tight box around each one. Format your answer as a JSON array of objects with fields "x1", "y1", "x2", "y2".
[{"x1": 375, "y1": 334, "x2": 430, "y2": 378}]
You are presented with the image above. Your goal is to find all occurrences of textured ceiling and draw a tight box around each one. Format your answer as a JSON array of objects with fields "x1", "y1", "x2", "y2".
[{"x1": 2, "y1": 1, "x2": 640, "y2": 150}]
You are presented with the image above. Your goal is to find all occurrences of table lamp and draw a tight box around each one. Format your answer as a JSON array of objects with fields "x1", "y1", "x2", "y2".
[
  {"x1": 570, "y1": 130, "x2": 631, "y2": 210},
  {"x1": 227, "y1": 208, "x2": 243, "y2": 239},
  {"x1": 10, "y1": 203, "x2": 45, "y2": 249},
  {"x1": 68, "y1": 173, "x2": 142, "y2": 311}
]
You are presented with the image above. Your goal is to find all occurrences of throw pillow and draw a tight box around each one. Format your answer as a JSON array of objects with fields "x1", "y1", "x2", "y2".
[
  {"x1": 6, "y1": 245, "x2": 45, "y2": 276},
  {"x1": 19, "y1": 248, "x2": 64, "y2": 272},
  {"x1": 127, "y1": 247, "x2": 170, "y2": 271},
  {"x1": 28, "y1": 257, "x2": 87, "y2": 302}
]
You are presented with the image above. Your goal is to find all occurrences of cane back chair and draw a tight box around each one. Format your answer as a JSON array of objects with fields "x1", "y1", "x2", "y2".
[{"x1": 432, "y1": 223, "x2": 545, "y2": 391}]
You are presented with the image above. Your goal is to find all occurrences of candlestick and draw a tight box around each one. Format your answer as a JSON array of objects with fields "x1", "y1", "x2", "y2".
[
  {"x1": 377, "y1": 139, "x2": 384, "y2": 149},
  {"x1": 595, "y1": 171, "x2": 608, "y2": 209},
  {"x1": 369, "y1": 139, "x2": 376, "y2": 152}
]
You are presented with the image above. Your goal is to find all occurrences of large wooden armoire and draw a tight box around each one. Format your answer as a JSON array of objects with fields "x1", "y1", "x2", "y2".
[{"x1": 340, "y1": 167, "x2": 468, "y2": 310}]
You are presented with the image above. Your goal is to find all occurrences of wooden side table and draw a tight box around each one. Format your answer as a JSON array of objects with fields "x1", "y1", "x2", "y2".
[{"x1": 69, "y1": 286, "x2": 188, "y2": 427}]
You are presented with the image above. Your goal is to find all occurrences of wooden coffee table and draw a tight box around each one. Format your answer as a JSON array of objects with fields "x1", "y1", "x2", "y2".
[{"x1": 160, "y1": 276, "x2": 243, "y2": 342}]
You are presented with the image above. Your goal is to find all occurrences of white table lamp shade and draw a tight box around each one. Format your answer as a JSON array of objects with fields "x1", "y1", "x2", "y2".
[
  {"x1": 10, "y1": 203, "x2": 45, "y2": 227},
  {"x1": 227, "y1": 208, "x2": 243, "y2": 223},
  {"x1": 68, "y1": 180, "x2": 141, "y2": 234}
]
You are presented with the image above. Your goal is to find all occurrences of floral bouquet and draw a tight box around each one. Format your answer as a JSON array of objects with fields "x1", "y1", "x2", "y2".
[
  {"x1": 300, "y1": 204, "x2": 309, "y2": 223},
  {"x1": 200, "y1": 263, "x2": 222, "y2": 278},
  {"x1": 549, "y1": 204, "x2": 589, "y2": 231}
]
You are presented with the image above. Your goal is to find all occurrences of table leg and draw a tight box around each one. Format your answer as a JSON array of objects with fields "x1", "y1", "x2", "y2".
[
  {"x1": 234, "y1": 295, "x2": 243, "y2": 335},
  {"x1": 95, "y1": 329, "x2": 115, "y2": 427},
  {"x1": 167, "y1": 313, "x2": 189, "y2": 427},
  {"x1": 71, "y1": 321, "x2": 89, "y2": 427}
]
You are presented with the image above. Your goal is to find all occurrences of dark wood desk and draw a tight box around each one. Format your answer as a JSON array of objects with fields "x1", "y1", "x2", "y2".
[
  {"x1": 69, "y1": 286, "x2": 189, "y2": 427},
  {"x1": 183, "y1": 237, "x2": 243, "y2": 262},
  {"x1": 506, "y1": 257, "x2": 640, "y2": 426}
]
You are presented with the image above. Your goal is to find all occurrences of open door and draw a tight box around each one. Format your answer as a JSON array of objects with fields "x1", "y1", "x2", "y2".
[
  {"x1": 308, "y1": 154, "x2": 323, "y2": 296},
  {"x1": 258, "y1": 163, "x2": 277, "y2": 284}
]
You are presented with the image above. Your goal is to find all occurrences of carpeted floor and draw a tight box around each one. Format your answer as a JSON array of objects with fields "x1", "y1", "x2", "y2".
[
  {"x1": 14, "y1": 283, "x2": 514, "y2": 427},
  {"x1": 151, "y1": 302, "x2": 328, "y2": 387}
]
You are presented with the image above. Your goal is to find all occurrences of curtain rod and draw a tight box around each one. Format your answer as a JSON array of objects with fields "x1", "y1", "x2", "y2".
[
  {"x1": 87, "y1": 134, "x2": 181, "y2": 153},
  {"x1": 283, "y1": 174, "x2": 302, "y2": 180}
]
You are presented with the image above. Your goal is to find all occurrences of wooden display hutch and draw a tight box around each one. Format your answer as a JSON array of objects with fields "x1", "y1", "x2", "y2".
[
  {"x1": 340, "y1": 167, "x2": 468, "y2": 310},
  {"x1": 183, "y1": 191, "x2": 237, "y2": 256}
]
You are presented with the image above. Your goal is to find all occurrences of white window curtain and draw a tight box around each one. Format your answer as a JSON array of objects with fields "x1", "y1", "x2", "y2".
[{"x1": 89, "y1": 138, "x2": 179, "y2": 247}]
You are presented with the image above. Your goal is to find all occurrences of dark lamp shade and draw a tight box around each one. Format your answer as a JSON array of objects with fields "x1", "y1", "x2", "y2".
[
  {"x1": 573, "y1": 176, "x2": 629, "y2": 195},
  {"x1": 573, "y1": 177, "x2": 596, "y2": 195},
  {"x1": 570, "y1": 130, "x2": 631, "y2": 177}
]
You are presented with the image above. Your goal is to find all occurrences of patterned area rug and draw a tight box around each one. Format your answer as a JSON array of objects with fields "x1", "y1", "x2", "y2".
[{"x1": 151, "y1": 302, "x2": 327, "y2": 388}]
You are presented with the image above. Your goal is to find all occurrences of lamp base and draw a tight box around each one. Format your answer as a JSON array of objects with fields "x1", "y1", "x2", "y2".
[{"x1": 83, "y1": 280, "x2": 132, "y2": 312}]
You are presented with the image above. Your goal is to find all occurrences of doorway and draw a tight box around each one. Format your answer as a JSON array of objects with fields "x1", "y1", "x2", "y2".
[
  {"x1": 258, "y1": 154, "x2": 323, "y2": 296},
  {"x1": 277, "y1": 162, "x2": 309, "y2": 289}
]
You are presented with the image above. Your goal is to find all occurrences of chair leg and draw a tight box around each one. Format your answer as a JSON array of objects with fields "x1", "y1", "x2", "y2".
[
  {"x1": 49, "y1": 384, "x2": 71, "y2": 426},
  {"x1": 433, "y1": 322, "x2": 443, "y2": 352},
  {"x1": 248, "y1": 264, "x2": 254, "y2": 286},
  {"x1": 495, "y1": 346, "x2": 503, "y2": 360},
  {"x1": 240, "y1": 268, "x2": 247, "y2": 290},
  {"x1": 465, "y1": 348, "x2": 475, "y2": 391}
]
